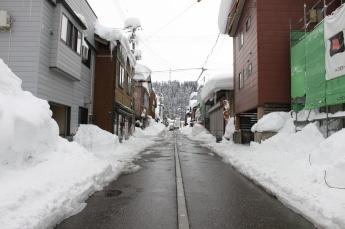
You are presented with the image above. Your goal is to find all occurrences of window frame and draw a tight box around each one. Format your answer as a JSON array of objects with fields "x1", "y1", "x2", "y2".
[
  {"x1": 119, "y1": 64, "x2": 125, "y2": 88},
  {"x1": 248, "y1": 63, "x2": 252, "y2": 76},
  {"x1": 246, "y1": 16, "x2": 251, "y2": 31},
  {"x1": 60, "y1": 13, "x2": 82, "y2": 56},
  {"x1": 240, "y1": 32, "x2": 244, "y2": 49},
  {"x1": 239, "y1": 71, "x2": 244, "y2": 89}
]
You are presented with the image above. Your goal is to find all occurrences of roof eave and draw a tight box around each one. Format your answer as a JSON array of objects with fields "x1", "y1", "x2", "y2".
[{"x1": 226, "y1": 0, "x2": 246, "y2": 37}]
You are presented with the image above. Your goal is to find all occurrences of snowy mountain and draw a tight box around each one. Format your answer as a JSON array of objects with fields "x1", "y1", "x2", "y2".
[{"x1": 152, "y1": 81, "x2": 197, "y2": 119}]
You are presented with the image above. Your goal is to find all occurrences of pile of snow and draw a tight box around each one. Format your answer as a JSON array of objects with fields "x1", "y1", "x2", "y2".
[
  {"x1": 223, "y1": 117, "x2": 235, "y2": 140},
  {"x1": 134, "y1": 117, "x2": 165, "y2": 137},
  {"x1": 251, "y1": 112, "x2": 294, "y2": 133},
  {"x1": 0, "y1": 59, "x2": 165, "y2": 229},
  {"x1": 182, "y1": 116, "x2": 345, "y2": 228},
  {"x1": 94, "y1": 22, "x2": 136, "y2": 67},
  {"x1": 218, "y1": 0, "x2": 235, "y2": 34},
  {"x1": 0, "y1": 59, "x2": 59, "y2": 165},
  {"x1": 310, "y1": 129, "x2": 345, "y2": 188},
  {"x1": 201, "y1": 73, "x2": 233, "y2": 103},
  {"x1": 74, "y1": 125, "x2": 119, "y2": 155},
  {"x1": 124, "y1": 17, "x2": 142, "y2": 29}
]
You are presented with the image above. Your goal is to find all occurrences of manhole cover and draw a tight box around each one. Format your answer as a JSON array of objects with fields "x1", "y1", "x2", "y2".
[{"x1": 106, "y1": 189, "x2": 122, "y2": 197}]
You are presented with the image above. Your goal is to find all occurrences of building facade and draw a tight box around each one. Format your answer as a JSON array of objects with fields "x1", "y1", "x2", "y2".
[
  {"x1": 0, "y1": 0, "x2": 97, "y2": 137},
  {"x1": 93, "y1": 35, "x2": 135, "y2": 138},
  {"x1": 223, "y1": 0, "x2": 316, "y2": 143}
]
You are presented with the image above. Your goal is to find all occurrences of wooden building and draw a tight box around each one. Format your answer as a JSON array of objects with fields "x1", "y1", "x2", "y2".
[
  {"x1": 222, "y1": 0, "x2": 316, "y2": 143},
  {"x1": 93, "y1": 35, "x2": 135, "y2": 138},
  {"x1": 149, "y1": 90, "x2": 157, "y2": 119}
]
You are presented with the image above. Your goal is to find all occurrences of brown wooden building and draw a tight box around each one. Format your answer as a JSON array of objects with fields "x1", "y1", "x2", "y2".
[
  {"x1": 223, "y1": 0, "x2": 316, "y2": 143},
  {"x1": 149, "y1": 90, "x2": 157, "y2": 119},
  {"x1": 93, "y1": 35, "x2": 135, "y2": 138}
]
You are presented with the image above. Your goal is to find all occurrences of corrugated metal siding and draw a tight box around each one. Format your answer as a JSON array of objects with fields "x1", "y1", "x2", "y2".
[
  {"x1": 233, "y1": 0, "x2": 259, "y2": 114},
  {"x1": 209, "y1": 106, "x2": 224, "y2": 138},
  {"x1": 38, "y1": 0, "x2": 96, "y2": 134},
  {"x1": 256, "y1": 0, "x2": 315, "y2": 105},
  {"x1": 0, "y1": 0, "x2": 42, "y2": 94}
]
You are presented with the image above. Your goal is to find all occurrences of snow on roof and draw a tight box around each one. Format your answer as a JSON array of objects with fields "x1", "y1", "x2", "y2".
[
  {"x1": 218, "y1": 0, "x2": 235, "y2": 34},
  {"x1": 74, "y1": 12, "x2": 88, "y2": 30},
  {"x1": 134, "y1": 64, "x2": 151, "y2": 81},
  {"x1": 190, "y1": 92, "x2": 198, "y2": 100},
  {"x1": 94, "y1": 22, "x2": 136, "y2": 67},
  {"x1": 200, "y1": 73, "x2": 233, "y2": 102},
  {"x1": 189, "y1": 99, "x2": 198, "y2": 109},
  {"x1": 124, "y1": 17, "x2": 142, "y2": 29}
]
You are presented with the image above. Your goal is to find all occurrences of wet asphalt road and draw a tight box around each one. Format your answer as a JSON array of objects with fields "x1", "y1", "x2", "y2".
[{"x1": 56, "y1": 130, "x2": 315, "y2": 229}]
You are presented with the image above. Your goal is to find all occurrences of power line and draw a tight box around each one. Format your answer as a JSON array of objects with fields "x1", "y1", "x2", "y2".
[
  {"x1": 146, "y1": 2, "x2": 197, "y2": 39},
  {"x1": 137, "y1": 67, "x2": 203, "y2": 74},
  {"x1": 196, "y1": 32, "x2": 221, "y2": 82}
]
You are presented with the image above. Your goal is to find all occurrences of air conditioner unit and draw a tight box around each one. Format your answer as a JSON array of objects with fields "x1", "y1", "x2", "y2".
[
  {"x1": 81, "y1": 45, "x2": 89, "y2": 60},
  {"x1": 0, "y1": 10, "x2": 11, "y2": 31}
]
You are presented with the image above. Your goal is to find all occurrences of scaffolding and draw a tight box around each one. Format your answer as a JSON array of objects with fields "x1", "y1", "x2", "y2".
[{"x1": 290, "y1": 0, "x2": 345, "y2": 136}]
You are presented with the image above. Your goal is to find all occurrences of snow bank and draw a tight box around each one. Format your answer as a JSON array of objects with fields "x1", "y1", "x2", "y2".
[
  {"x1": 200, "y1": 73, "x2": 233, "y2": 103},
  {"x1": 223, "y1": 117, "x2": 235, "y2": 140},
  {"x1": 74, "y1": 125, "x2": 119, "y2": 155},
  {"x1": 0, "y1": 59, "x2": 59, "y2": 165},
  {"x1": 182, "y1": 119, "x2": 345, "y2": 229},
  {"x1": 311, "y1": 128, "x2": 345, "y2": 166},
  {"x1": 94, "y1": 22, "x2": 136, "y2": 67},
  {"x1": 218, "y1": 0, "x2": 235, "y2": 34},
  {"x1": 251, "y1": 112, "x2": 294, "y2": 133},
  {"x1": 0, "y1": 59, "x2": 165, "y2": 229}
]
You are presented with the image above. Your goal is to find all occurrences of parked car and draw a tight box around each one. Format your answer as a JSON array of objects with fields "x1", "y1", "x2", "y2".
[{"x1": 169, "y1": 124, "x2": 175, "y2": 131}]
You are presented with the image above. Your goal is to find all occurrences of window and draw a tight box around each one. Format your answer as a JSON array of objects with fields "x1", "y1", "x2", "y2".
[
  {"x1": 239, "y1": 71, "x2": 244, "y2": 89},
  {"x1": 127, "y1": 75, "x2": 131, "y2": 95},
  {"x1": 82, "y1": 35, "x2": 91, "y2": 68},
  {"x1": 240, "y1": 32, "x2": 244, "y2": 48},
  {"x1": 246, "y1": 17, "x2": 251, "y2": 31},
  {"x1": 248, "y1": 63, "x2": 252, "y2": 76},
  {"x1": 61, "y1": 15, "x2": 68, "y2": 42},
  {"x1": 60, "y1": 14, "x2": 82, "y2": 55},
  {"x1": 119, "y1": 65, "x2": 125, "y2": 88}
]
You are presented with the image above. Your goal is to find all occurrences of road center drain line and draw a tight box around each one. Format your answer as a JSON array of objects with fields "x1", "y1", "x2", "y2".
[{"x1": 174, "y1": 132, "x2": 190, "y2": 229}]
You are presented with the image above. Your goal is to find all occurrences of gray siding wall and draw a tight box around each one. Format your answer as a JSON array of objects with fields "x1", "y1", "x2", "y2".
[
  {"x1": 0, "y1": 0, "x2": 42, "y2": 94},
  {"x1": 38, "y1": 0, "x2": 97, "y2": 134}
]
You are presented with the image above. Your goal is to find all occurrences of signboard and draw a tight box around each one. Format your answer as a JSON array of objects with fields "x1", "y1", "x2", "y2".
[{"x1": 325, "y1": 5, "x2": 345, "y2": 80}]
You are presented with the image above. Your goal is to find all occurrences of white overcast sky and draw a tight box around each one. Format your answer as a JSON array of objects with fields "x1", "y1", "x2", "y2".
[{"x1": 88, "y1": 0, "x2": 233, "y2": 83}]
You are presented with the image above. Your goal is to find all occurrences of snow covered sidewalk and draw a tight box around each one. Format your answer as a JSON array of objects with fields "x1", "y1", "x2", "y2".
[
  {"x1": 181, "y1": 122, "x2": 345, "y2": 229},
  {"x1": 0, "y1": 59, "x2": 165, "y2": 229}
]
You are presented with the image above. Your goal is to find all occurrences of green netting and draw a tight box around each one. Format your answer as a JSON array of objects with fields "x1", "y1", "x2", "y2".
[
  {"x1": 326, "y1": 77, "x2": 345, "y2": 105},
  {"x1": 304, "y1": 22, "x2": 327, "y2": 109},
  {"x1": 291, "y1": 21, "x2": 345, "y2": 110},
  {"x1": 291, "y1": 33, "x2": 306, "y2": 99}
]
